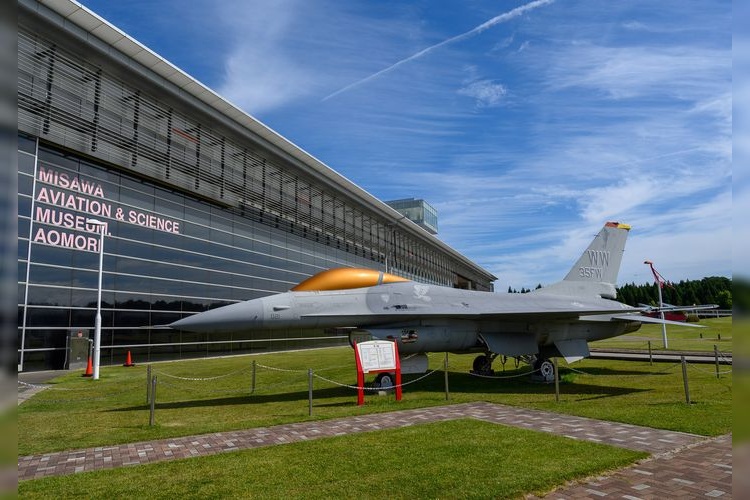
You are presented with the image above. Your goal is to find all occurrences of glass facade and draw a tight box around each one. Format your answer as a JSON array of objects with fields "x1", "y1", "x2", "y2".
[
  {"x1": 386, "y1": 199, "x2": 439, "y2": 235},
  {"x1": 19, "y1": 136, "x2": 393, "y2": 370},
  {"x1": 17, "y1": 2, "x2": 495, "y2": 371}
]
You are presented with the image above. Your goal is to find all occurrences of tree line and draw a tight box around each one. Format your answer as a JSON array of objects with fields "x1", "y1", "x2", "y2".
[
  {"x1": 616, "y1": 276, "x2": 731, "y2": 309},
  {"x1": 508, "y1": 276, "x2": 732, "y2": 310}
]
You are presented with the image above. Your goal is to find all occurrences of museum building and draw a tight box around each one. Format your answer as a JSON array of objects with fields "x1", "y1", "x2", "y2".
[{"x1": 17, "y1": 0, "x2": 496, "y2": 371}]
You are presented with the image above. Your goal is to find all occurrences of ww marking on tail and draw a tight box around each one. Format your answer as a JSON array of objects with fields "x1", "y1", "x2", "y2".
[{"x1": 587, "y1": 250, "x2": 610, "y2": 267}]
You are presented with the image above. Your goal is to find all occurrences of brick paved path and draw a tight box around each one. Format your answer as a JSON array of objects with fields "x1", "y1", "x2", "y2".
[
  {"x1": 532, "y1": 434, "x2": 732, "y2": 499},
  {"x1": 19, "y1": 401, "x2": 709, "y2": 482}
]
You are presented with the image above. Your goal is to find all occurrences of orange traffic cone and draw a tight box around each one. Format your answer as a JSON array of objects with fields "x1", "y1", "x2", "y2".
[
  {"x1": 123, "y1": 350, "x2": 135, "y2": 367},
  {"x1": 82, "y1": 356, "x2": 93, "y2": 377}
]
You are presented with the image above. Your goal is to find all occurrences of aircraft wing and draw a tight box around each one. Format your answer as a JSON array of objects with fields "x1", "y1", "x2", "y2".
[
  {"x1": 612, "y1": 313, "x2": 705, "y2": 327},
  {"x1": 639, "y1": 303, "x2": 718, "y2": 312}
]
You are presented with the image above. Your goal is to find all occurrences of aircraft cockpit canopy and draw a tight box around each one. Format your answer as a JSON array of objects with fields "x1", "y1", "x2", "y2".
[{"x1": 291, "y1": 268, "x2": 410, "y2": 292}]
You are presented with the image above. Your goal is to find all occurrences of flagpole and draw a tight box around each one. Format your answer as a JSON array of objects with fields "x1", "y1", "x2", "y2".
[
  {"x1": 656, "y1": 276, "x2": 667, "y2": 348},
  {"x1": 644, "y1": 260, "x2": 668, "y2": 349}
]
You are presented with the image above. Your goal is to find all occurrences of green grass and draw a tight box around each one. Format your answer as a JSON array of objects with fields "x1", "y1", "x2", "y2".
[
  {"x1": 18, "y1": 419, "x2": 646, "y2": 499},
  {"x1": 733, "y1": 317, "x2": 750, "y2": 443},
  {"x1": 0, "y1": 407, "x2": 16, "y2": 465},
  {"x1": 19, "y1": 345, "x2": 732, "y2": 456},
  {"x1": 590, "y1": 317, "x2": 732, "y2": 352},
  {"x1": 0, "y1": 406, "x2": 16, "y2": 500}
]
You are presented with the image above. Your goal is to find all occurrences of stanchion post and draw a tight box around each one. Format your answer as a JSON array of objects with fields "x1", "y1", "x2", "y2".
[
  {"x1": 681, "y1": 356, "x2": 690, "y2": 404},
  {"x1": 648, "y1": 340, "x2": 652, "y2": 366},
  {"x1": 149, "y1": 376, "x2": 157, "y2": 426},
  {"x1": 714, "y1": 345, "x2": 720, "y2": 379},
  {"x1": 444, "y1": 352, "x2": 450, "y2": 401},
  {"x1": 308, "y1": 368, "x2": 313, "y2": 417},
  {"x1": 251, "y1": 360, "x2": 256, "y2": 394},
  {"x1": 553, "y1": 358, "x2": 560, "y2": 402},
  {"x1": 146, "y1": 364, "x2": 152, "y2": 405}
]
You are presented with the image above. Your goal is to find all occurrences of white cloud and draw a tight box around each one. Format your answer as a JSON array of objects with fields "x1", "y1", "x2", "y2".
[
  {"x1": 457, "y1": 80, "x2": 508, "y2": 107},
  {"x1": 221, "y1": 48, "x2": 313, "y2": 114},
  {"x1": 545, "y1": 45, "x2": 729, "y2": 100},
  {"x1": 622, "y1": 21, "x2": 648, "y2": 31},
  {"x1": 215, "y1": 0, "x2": 314, "y2": 114},
  {"x1": 208, "y1": 0, "x2": 731, "y2": 289},
  {"x1": 216, "y1": 0, "x2": 416, "y2": 114},
  {"x1": 321, "y1": 0, "x2": 554, "y2": 101}
]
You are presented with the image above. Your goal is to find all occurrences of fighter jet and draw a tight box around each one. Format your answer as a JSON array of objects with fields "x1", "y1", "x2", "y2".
[
  {"x1": 170, "y1": 222, "x2": 693, "y2": 384},
  {"x1": 638, "y1": 303, "x2": 718, "y2": 322}
]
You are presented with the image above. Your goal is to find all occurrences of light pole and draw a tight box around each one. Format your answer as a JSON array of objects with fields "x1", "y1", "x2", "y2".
[
  {"x1": 87, "y1": 219, "x2": 106, "y2": 380},
  {"x1": 644, "y1": 260, "x2": 668, "y2": 349}
]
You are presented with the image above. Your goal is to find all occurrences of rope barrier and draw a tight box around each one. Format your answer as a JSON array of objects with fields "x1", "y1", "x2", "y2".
[
  {"x1": 310, "y1": 364, "x2": 353, "y2": 373},
  {"x1": 255, "y1": 363, "x2": 308, "y2": 374},
  {"x1": 686, "y1": 363, "x2": 733, "y2": 376},
  {"x1": 468, "y1": 367, "x2": 539, "y2": 380},
  {"x1": 18, "y1": 379, "x2": 142, "y2": 395},
  {"x1": 152, "y1": 365, "x2": 252, "y2": 381},
  {"x1": 20, "y1": 385, "x2": 140, "y2": 404},
  {"x1": 24, "y1": 395, "x2": 113, "y2": 404},
  {"x1": 563, "y1": 361, "x2": 680, "y2": 377},
  {"x1": 18, "y1": 380, "x2": 67, "y2": 391},
  {"x1": 301, "y1": 352, "x2": 430, "y2": 373},
  {"x1": 717, "y1": 351, "x2": 733, "y2": 363},
  {"x1": 19, "y1": 348, "x2": 733, "y2": 408},
  {"x1": 313, "y1": 368, "x2": 440, "y2": 391},
  {"x1": 157, "y1": 379, "x2": 251, "y2": 395}
]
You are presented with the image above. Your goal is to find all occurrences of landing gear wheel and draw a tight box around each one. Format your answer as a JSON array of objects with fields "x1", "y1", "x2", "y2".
[
  {"x1": 534, "y1": 359, "x2": 555, "y2": 383},
  {"x1": 472, "y1": 355, "x2": 494, "y2": 375},
  {"x1": 375, "y1": 372, "x2": 395, "y2": 390}
]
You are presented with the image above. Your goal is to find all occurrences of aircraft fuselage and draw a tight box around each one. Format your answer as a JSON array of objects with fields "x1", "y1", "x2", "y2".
[{"x1": 171, "y1": 280, "x2": 639, "y2": 356}]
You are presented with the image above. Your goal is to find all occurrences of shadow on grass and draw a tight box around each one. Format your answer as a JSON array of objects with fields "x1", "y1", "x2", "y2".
[
  {"x1": 418, "y1": 371, "x2": 650, "y2": 399},
  {"x1": 560, "y1": 366, "x2": 674, "y2": 376},
  {"x1": 109, "y1": 386, "x2": 355, "y2": 412},
  {"x1": 109, "y1": 368, "x2": 650, "y2": 412}
]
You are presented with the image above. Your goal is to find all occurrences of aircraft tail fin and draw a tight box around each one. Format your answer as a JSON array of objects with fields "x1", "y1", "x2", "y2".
[{"x1": 535, "y1": 222, "x2": 630, "y2": 299}]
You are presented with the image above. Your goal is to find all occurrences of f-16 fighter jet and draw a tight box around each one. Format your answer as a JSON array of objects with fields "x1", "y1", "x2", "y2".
[{"x1": 171, "y1": 222, "x2": 689, "y2": 383}]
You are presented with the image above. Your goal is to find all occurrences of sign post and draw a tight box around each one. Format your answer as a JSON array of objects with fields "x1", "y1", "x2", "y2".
[{"x1": 354, "y1": 340, "x2": 401, "y2": 405}]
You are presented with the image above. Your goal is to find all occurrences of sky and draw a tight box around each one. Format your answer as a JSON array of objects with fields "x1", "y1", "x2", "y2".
[{"x1": 77, "y1": 0, "x2": 733, "y2": 290}]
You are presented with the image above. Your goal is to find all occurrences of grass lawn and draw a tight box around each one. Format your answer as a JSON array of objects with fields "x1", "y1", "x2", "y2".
[
  {"x1": 735, "y1": 317, "x2": 750, "y2": 442},
  {"x1": 19, "y1": 345, "x2": 732, "y2": 456},
  {"x1": 18, "y1": 419, "x2": 647, "y2": 499},
  {"x1": 590, "y1": 317, "x2": 732, "y2": 352},
  {"x1": 0, "y1": 407, "x2": 16, "y2": 465}
]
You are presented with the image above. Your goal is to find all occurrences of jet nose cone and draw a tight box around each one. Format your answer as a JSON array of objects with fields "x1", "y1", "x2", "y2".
[{"x1": 170, "y1": 299, "x2": 265, "y2": 332}]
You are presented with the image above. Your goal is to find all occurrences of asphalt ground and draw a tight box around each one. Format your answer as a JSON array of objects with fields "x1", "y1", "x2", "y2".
[{"x1": 17, "y1": 376, "x2": 733, "y2": 498}]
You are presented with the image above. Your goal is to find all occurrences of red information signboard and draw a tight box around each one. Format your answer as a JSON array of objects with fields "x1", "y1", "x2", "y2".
[{"x1": 353, "y1": 340, "x2": 402, "y2": 405}]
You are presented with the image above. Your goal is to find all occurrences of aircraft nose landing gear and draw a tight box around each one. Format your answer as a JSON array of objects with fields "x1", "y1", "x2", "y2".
[{"x1": 374, "y1": 372, "x2": 395, "y2": 390}]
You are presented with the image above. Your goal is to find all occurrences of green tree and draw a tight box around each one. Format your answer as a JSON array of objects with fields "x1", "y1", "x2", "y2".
[
  {"x1": 716, "y1": 290, "x2": 732, "y2": 309},
  {"x1": 616, "y1": 277, "x2": 731, "y2": 307}
]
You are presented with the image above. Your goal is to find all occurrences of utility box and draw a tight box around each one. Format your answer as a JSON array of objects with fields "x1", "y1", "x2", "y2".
[{"x1": 68, "y1": 329, "x2": 91, "y2": 370}]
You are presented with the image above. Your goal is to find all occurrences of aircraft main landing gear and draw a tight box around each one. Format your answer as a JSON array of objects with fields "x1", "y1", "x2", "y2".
[
  {"x1": 532, "y1": 358, "x2": 556, "y2": 383},
  {"x1": 472, "y1": 354, "x2": 497, "y2": 376}
]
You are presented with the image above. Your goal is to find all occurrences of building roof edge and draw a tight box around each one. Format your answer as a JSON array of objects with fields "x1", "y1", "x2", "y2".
[{"x1": 32, "y1": 0, "x2": 497, "y2": 282}]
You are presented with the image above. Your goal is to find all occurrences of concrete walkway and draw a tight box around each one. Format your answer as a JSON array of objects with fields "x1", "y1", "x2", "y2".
[
  {"x1": 18, "y1": 401, "x2": 731, "y2": 497},
  {"x1": 17, "y1": 370, "x2": 69, "y2": 405}
]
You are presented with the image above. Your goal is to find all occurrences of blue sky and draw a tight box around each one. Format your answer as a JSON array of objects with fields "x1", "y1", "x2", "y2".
[{"x1": 78, "y1": 0, "x2": 732, "y2": 290}]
